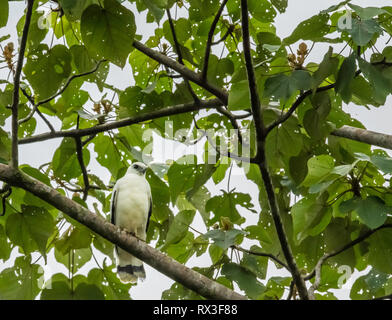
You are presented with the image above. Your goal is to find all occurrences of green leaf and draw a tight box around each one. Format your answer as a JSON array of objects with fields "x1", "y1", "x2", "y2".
[
  {"x1": 165, "y1": 210, "x2": 196, "y2": 245},
  {"x1": 94, "y1": 134, "x2": 122, "y2": 179},
  {"x1": 350, "y1": 268, "x2": 389, "y2": 299},
  {"x1": 0, "y1": 225, "x2": 12, "y2": 261},
  {"x1": 368, "y1": 228, "x2": 392, "y2": 274},
  {"x1": 311, "y1": 47, "x2": 339, "y2": 91},
  {"x1": 24, "y1": 44, "x2": 72, "y2": 100},
  {"x1": 221, "y1": 263, "x2": 266, "y2": 299},
  {"x1": 264, "y1": 70, "x2": 311, "y2": 100},
  {"x1": 370, "y1": 155, "x2": 392, "y2": 174},
  {"x1": 59, "y1": 0, "x2": 99, "y2": 21},
  {"x1": 0, "y1": 0, "x2": 9, "y2": 28},
  {"x1": 355, "y1": 196, "x2": 389, "y2": 229},
  {"x1": 248, "y1": 0, "x2": 276, "y2": 23},
  {"x1": 240, "y1": 245, "x2": 268, "y2": 279},
  {"x1": 284, "y1": 13, "x2": 330, "y2": 44},
  {"x1": 142, "y1": 0, "x2": 167, "y2": 22},
  {"x1": 5, "y1": 205, "x2": 55, "y2": 256},
  {"x1": 347, "y1": 4, "x2": 387, "y2": 20},
  {"x1": 335, "y1": 53, "x2": 357, "y2": 103},
  {"x1": 302, "y1": 155, "x2": 335, "y2": 187},
  {"x1": 321, "y1": 0, "x2": 351, "y2": 13},
  {"x1": 81, "y1": 0, "x2": 136, "y2": 67},
  {"x1": 324, "y1": 219, "x2": 356, "y2": 267},
  {"x1": 343, "y1": 18, "x2": 383, "y2": 46},
  {"x1": 303, "y1": 91, "x2": 333, "y2": 140},
  {"x1": 52, "y1": 137, "x2": 90, "y2": 181},
  {"x1": 292, "y1": 193, "x2": 331, "y2": 244},
  {"x1": 167, "y1": 159, "x2": 215, "y2": 204},
  {"x1": 203, "y1": 229, "x2": 247, "y2": 250},
  {"x1": 228, "y1": 80, "x2": 251, "y2": 111},
  {"x1": 271, "y1": 0, "x2": 287, "y2": 13},
  {"x1": 0, "y1": 256, "x2": 41, "y2": 299},
  {"x1": 0, "y1": 128, "x2": 11, "y2": 163},
  {"x1": 87, "y1": 263, "x2": 132, "y2": 300},
  {"x1": 206, "y1": 191, "x2": 255, "y2": 225},
  {"x1": 41, "y1": 278, "x2": 105, "y2": 300},
  {"x1": 264, "y1": 74, "x2": 296, "y2": 101}
]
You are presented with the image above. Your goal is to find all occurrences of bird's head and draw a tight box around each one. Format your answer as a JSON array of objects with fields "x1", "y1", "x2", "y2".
[{"x1": 127, "y1": 162, "x2": 148, "y2": 176}]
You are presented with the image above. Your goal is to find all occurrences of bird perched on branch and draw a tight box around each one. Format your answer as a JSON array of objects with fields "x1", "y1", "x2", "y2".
[{"x1": 111, "y1": 162, "x2": 152, "y2": 283}]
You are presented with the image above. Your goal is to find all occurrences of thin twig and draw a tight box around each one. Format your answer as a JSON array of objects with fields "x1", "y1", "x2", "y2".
[
  {"x1": 231, "y1": 245, "x2": 289, "y2": 270},
  {"x1": 165, "y1": 8, "x2": 199, "y2": 104},
  {"x1": 10, "y1": 0, "x2": 35, "y2": 168},
  {"x1": 201, "y1": 0, "x2": 229, "y2": 80}
]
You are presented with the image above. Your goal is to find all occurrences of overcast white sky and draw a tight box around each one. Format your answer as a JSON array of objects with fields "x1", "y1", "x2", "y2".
[{"x1": 1, "y1": 0, "x2": 391, "y2": 300}]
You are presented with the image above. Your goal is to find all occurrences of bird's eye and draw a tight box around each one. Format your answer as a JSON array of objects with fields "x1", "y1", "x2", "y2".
[{"x1": 133, "y1": 164, "x2": 139, "y2": 169}]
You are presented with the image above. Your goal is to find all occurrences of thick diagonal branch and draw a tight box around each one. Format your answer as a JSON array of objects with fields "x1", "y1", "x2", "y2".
[
  {"x1": 0, "y1": 164, "x2": 246, "y2": 300},
  {"x1": 10, "y1": 0, "x2": 34, "y2": 168}
]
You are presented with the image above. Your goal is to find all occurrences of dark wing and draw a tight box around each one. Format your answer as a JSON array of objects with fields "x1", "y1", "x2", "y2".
[
  {"x1": 111, "y1": 189, "x2": 117, "y2": 225},
  {"x1": 146, "y1": 196, "x2": 152, "y2": 232}
]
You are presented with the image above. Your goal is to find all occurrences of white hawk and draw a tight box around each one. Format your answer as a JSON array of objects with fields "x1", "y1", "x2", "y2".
[{"x1": 111, "y1": 162, "x2": 152, "y2": 283}]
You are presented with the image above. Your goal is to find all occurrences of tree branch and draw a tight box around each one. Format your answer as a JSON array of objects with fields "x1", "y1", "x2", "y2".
[
  {"x1": 165, "y1": 8, "x2": 199, "y2": 103},
  {"x1": 19, "y1": 99, "x2": 224, "y2": 144},
  {"x1": 266, "y1": 83, "x2": 335, "y2": 135},
  {"x1": 201, "y1": 0, "x2": 229, "y2": 81},
  {"x1": 241, "y1": 0, "x2": 308, "y2": 300},
  {"x1": 19, "y1": 87, "x2": 56, "y2": 132},
  {"x1": 0, "y1": 163, "x2": 246, "y2": 300},
  {"x1": 231, "y1": 245, "x2": 289, "y2": 270},
  {"x1": 330, "y1": 126, "x2": 392, "y2": 150},
  {"x1": 133, "y1": 40, "x2": 228, "y2": 104},
  {"x1": 10, "y1": 0, "x2": 34, "y2": 168}
]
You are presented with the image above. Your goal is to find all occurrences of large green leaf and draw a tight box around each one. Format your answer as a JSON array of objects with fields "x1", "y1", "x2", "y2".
[
  {"x1": 311, "y1": 47, "x2": 339, "y2": 91},
  {"x1": 368, "y1": 228, "x2": 392, "y2": 274},
  {"x1": 284, "y1": 13, "x2": 330, "y2": 44},
  {"x1": 24, "y1": 44, "x2": 72, "y2": 100},
  {"x1": 271, "y1": 0, "x2": 287, "y2": 13},
  {"x1": 355, "y1": 196, "x2": 389, "y2": 229},
  {"x1": 302, "y1": 155, "x2": 335, "y2": 187},
  {"x1": 206, "y1": 191, "x2": 256, "y2": 225},
  {"x1": 59, "y1": 0, "x2": 99, "y2": 21},
  {"x1": 165, "y1": 210, "x2": 196, "y2": 245},
  {"x1": 335, "y1": 53, "x2": 357, "y2": 103},
  {"x1": 343, "y1": 17, "x2": 383, "y2": 46},
  {"x1": 5, "y1": 205, "x2": 55, "y2": 256},
  {"x1": 52, "y1": 137, "x2": 90, "y2": 181},
  {"x1": 264, "y1": 70, "x2": 312, "y2": 101},
  {"x1": 0, "y1": 0, "x2": 9, "y2": 28},
  {"x1": 347, "y1": 4, "x2": 387, "y2": 20},
  {"x1": 221, "y1": 263, "x2": 266, "y2": 299},
  {"x1": 167, "y1": 159, "x2": 216, "y2": 204},
  {"x1": 0, "y1": 256, "x2": 41, "y2": 299},
  {"x1": 81, "y1": 0, "x2": 136, "y2": 67},
  {"x1": 0, "y1": 225, "x2": 12, "y2": 261},
  {"x1": 203, "y1": 229, "x2": 247, "y2": 250}
]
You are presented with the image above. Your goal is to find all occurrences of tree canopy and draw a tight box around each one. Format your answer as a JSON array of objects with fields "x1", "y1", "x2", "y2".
[{"x1": 0, "y1": 0, "x2": 392, "y2": 300}]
